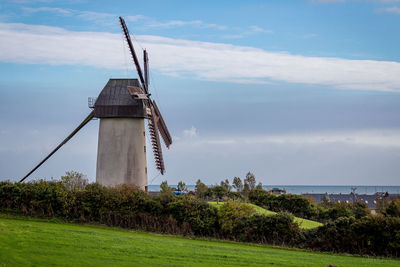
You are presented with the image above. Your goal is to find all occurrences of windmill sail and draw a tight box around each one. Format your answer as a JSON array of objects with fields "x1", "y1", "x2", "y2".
[
  {"x1": 20, "y1": 111, "x2": 95, "y2": 182},
  {"x1": 151, "y1": 100, "x2": 172, "y2": 148},
  {"x1": 119, "y1": 16, "x2": 172, "y2": 175},
  {"x1": 144, "y1": 50, "x2": 149, "y2": 90},
  {"x1": 148, "y1": 107, "x2": 165, "y2": 174},
  {"x1": 119, "y1": 16, "x2": 147, "y2": 94}
]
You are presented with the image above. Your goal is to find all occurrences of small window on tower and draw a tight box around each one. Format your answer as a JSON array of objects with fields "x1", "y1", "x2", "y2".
[
  {"x1": 145, "y1": 167, "x2": 147, "y2": 174},
  {"x1": 143, "y1": 131, "x2": 145, "y2": 136},
  {"x1": 144, "y1": 146, "x2": 146, "y2": 152}
]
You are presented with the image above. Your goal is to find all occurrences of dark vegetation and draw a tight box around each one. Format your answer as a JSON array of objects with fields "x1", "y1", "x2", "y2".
[
  {"x1": 248, "y1": 188, "x2": 371, "y2": 221},
  {"x1": 0, "y1": 171, "x2": 399, "y2": 257}
]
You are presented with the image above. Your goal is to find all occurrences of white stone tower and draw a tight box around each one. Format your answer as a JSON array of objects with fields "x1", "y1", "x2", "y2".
[{"x1": 94, "y1": 79, "x2": 148, "y2": 190}]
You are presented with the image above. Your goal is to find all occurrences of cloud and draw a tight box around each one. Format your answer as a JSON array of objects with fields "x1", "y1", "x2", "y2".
[
  {"x1": 249, "y1": 25, "x2": 273, "y2": 34},
  {"x1": 20, "y1": 6, "x2": 226, "y2": 30},
  {"x1": 22, "y1": 7, "x2": 72, "y2": 15},
  {"x1": 0, "y1": 22, "x2": 400, "y2": 92},
  {"x1": 176, "y1": 129, "x2": 400, "y2": 148},
  {"x1": 222, "y1": 25, "x2": 273, "y2": 39},
  {"x1": 380, "y1": 6, "x2": 400, "y2": 13},
  {"x1": 183, "y1": 126, "x2": 198, "y2": 138},
  {"x1": 145, "y1": 19, "x2": 227, "y2": 30},
  {"x1": 165, "y1": 129, "x2": 400, "y2": 184},
  {"x1": 8, "y1": 0, "x2": 52, "y2": 3},
  {"x1": 301, "y1": 33, "x2": 318, "y2": 39},
  {"x1": 125, "y1": 15, "x2": 148, "y2": 22},
  {"x1": 242, "y1": 130, "x2": 400, "y2": 147},
  {"x1": 21, "y1": 7, "x2": 150, "y2": 23},
  {"x1": 21, "y1": 7, "x2": 118, "y2": 23}
]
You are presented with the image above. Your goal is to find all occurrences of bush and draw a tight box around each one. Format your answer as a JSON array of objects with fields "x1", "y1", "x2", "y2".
[
  {"x1": 167, "y1": 196, "x2": 218, "y2": 236},
  {"x1": 305, "y1": 215, "x2": 400, "y2": 256},
  {"x1": 249, "y1": 189, "x2": 316, "y2": 219},
  {"x1": 315, "y1": 201, "x2": 370, "y2": 222},
  {"x1": 217, "y1": 201, "x2": 255, "y2": 235},
  {"x1": 61, "y1": 171, "x2": 88, "y2": 191},
  {"x1": 249, "y1": 188, "x2": 371, "y2": 222},
  {"x1": 385, "y1": 198, "x2": 400, "y2": 217},
  {"x1": 317, "y1": 202, "x2": 353, "y2": 222},
  {"x1": 239, "y1": 213, "x2": 302, "y2": 246},
  {"x1": 350, "y1": 201, "x2": 370, "y2": 219},
  {"x1": 217, "y1": 201, "x2": 301, "y2": 246},
  {"x1": 0, "y1": 180, "x2": 68, "y2": 217}
]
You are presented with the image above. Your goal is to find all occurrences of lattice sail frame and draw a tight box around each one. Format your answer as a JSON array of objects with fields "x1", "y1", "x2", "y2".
[{"x1": 119, "y1": 16, "x2": 172, "y2": 175}]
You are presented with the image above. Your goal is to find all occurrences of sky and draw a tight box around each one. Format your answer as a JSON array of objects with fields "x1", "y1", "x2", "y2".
[{"x1": 0, "y1": 0, "x2": 400, "y2": 186}]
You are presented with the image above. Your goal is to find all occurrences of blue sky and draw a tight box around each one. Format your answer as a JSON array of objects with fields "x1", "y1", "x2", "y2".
[{"x1": 1, "y1": 0, "x2": 400, "y2": 185}]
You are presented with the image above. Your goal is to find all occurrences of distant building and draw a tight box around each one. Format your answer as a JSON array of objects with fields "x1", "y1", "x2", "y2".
[{"x1": 304, "y1": 192, "x2": 399, "y2": 213}]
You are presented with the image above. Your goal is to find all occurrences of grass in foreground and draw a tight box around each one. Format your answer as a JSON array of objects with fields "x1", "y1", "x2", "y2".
[
  {"x1": 0, "y1": 215, "x2": 398, "y2": 267},
  {"x1": 208, "y1": 201, "x2": 322, "y2": 229}
]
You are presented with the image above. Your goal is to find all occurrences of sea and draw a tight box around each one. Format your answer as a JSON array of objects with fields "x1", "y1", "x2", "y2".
[{"x1": 148, "y1": 185, "x2": 400, "y2": 195}]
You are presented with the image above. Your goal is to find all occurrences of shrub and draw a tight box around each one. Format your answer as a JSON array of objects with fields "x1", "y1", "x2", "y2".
[
  {"x1": 167, "y1": 196, "x2": 218, "y2": 236},
  {"x1": 61, "y1": 171, "x2": 88, "y2": 191},
  {"x1": 239, "y1": 213, "x2": 301, "y2": 246},
  {"x1": 315, "y1": 201, "x2": 369, "y2": 222},
  {"x1": 385, "y1": 198, "x2": 400, "y2": 217},
  {"x1": 249, "y1": 189, "x2": 316, "y2": 219},
  {"x1": 305, "y1": 216, "x2": 356, "y2": 253},
  {"x1": 317, "y1": 202, "x2": 353, "y2": 222},
  {"x1": 217, "y1": 201, "x2": 301, "y2": 246},
  {"x1": 350, "y1": 201, "x2": 370, "y2": 219},
  {"x1": 0, "y1": 180, "x2": 68, "y2": 217},
  {"x1": 305, "y1": 215, "x2": 400, "y2": 256},
  {"x1": 217, "y1": 201, "x2": 255, "y2": 235}
]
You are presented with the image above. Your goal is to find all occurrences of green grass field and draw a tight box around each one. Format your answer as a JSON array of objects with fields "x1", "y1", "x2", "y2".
[
  {"x1": 0, "y1": 215, "x2": 398, "y2": 266},
  {"x1": 208, "y1": 201, "x2": 322, "y2": 229}
]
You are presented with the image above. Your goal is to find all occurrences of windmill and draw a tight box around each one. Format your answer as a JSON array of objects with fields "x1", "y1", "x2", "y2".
[{"x1": 19, "y1": 16, "x2": 172, "y2": 191}]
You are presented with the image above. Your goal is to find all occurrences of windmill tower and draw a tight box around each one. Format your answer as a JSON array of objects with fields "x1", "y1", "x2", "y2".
[
  {"x1": 93, "y1": 78, "x2": 149, "y2": 189},
  {"x1": 19, "y1": 17, "x2": 172, "y2": 190}
]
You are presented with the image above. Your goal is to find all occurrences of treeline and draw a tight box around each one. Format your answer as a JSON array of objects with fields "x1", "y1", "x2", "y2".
[
  {"x1": 0, "y1": 173, "x2": 399, "y2": 257},
  {"x1": 187, "y1": 173, "x2": 371, "y2": 223}
]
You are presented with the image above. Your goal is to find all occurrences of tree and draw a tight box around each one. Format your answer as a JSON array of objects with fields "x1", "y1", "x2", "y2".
[
  {"x1": 384, "y1": 198, "x2": 400, "y2": 217},
  {"x1": 220, "y1": 179, "x2": 232, "y2": 192},
  {"x1": 256, "y1": 182, "x2": 263, "y2": 189},
  {"x1": 160, "y1": 180, "x2": 172, "y2": 194},
  {"x1": 351, "y1": 201, "x2": 370, "y2": 219},
  {"x1": 244, "y1": 172, "x2": 256, "y2": 190},
  {"x1": 195, "y1": 179, "x2": 208, "y2": 198},
  {"x1": 211, "y1": 185, "x2": 225, "y2": 204},
  {"x1": 177, "y1": 181, "x2": 187, "y2": 192},
  {"x1": 232, "y1": 177, "x2": 243, "y2": 192},
  {"x1": 61, "y1": 171, "x2": 88, "y2": 191},
  {"x1": 242, "y1": 183, "x2": 250, "y2": 198}
]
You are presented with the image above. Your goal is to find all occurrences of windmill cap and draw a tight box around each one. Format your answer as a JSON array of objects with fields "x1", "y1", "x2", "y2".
[{"x1": 93, "y1": 79, "x2": 147, "y2": 118}]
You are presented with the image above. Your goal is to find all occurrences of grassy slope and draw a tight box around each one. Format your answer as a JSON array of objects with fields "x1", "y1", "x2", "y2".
[
  {"x1": 209, "y1": 201, "x2": 322, "y2": 229},
  {"x1": 0, "y1": 216, "x2": 398, "y2": 267}
]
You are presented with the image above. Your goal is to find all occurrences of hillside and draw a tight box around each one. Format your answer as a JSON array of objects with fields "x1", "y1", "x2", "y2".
[
  {"x1": 0, "y1": 215, "x2": 398, "y2": 267},
  {"x1": 208, "y1": 201, "x2": 322, "y2": 229}
]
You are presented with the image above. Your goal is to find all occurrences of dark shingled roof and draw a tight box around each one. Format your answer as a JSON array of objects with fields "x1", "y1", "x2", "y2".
[
  {"x1": 303, "y1": 193, "x2": 400, "y2": 210},
  {"x1": 94, "y1": 79, "x2": 146, "y2": 118}
]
